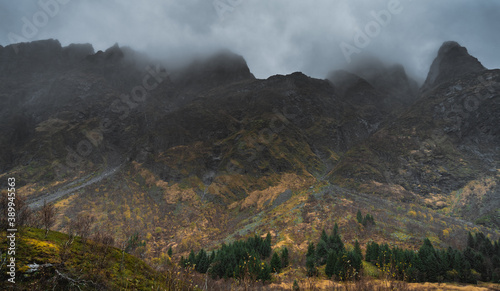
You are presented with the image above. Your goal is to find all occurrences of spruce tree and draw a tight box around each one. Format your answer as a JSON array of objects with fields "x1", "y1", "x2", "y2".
[
  {"x1": 417, "y1": 238, "x2": 439, "y2": 282},
  {"x1": 366, "y1": 241, "x2": 379, "y2": 263},
  {"x1": 281, "y1": 247, "x2": 289, "y2": 268},
  {"x1": 365, "y1": 242, "x2": 374, "y2": 262},
  {"x1": 271, "y1": 252, "x2": 282, "y2": 273},
  {"x1": 325, "y1": 250, "x2": 337, "y2": 278},
  {"x1": 263, "y1": 232, "x2": 272, "y2": 257},
  {"x1": 321, "y1": 229, "x2": 328, "y2": 242},
  {"x1": 356, "y1": 210, "x2": 363, "y2": 224},
  {"x1": 460, "y1": 260, "x2": 476, "y2": 284},
  {"x1": 316, "y1": 239, "x2": 329, "y2": 265},
  {"x1": 199, "y1": 249, "x2": 212, "y2": 273},
  {"x1": 306, "y1": 255, "x2": 317, "y2": 277},
  {"x1": 188, "y1": 250, "x2": 196, "y2": 267},
  {"x1": 347, "y1": 250, "x2": 362, "y2": 279},
  {"x1": 354, "y1": 240, "x2": 363, "y2": 260},
  {"x1": 306, "y1": 242, "x2": 316, "y2": 259},
  {"x1": 467, "y1": 232, "x2": 475, "y2": 249},
  {"x1": 333, "y1": 223, "x2": 339, "y2": 237}
]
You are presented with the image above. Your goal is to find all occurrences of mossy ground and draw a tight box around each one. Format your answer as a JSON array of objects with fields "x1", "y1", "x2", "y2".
[{"x1": 0, "y1": 228, "x2": 193, "y2": 290}]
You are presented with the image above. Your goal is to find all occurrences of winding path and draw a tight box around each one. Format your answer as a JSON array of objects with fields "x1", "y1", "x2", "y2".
[{"x1": 27, "y1": 165, "x2": 122, "y2": 209}]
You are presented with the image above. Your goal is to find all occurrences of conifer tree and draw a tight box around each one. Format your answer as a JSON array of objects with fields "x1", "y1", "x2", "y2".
[
  {"x1": 366, "y1": 241, "x2": 380, "y2": 263},
  {"x1": 306, "y1": 242, "x2": 316, "y2": 259},
  {"x1": 321, "y1": 229, "x2": 328, "y2": 243},
  {"x1": 354, "y1": 240, "x2": 363, "y2": 260},
  {"x1": 333, "y1": 223, "x2": 339, "y2": 237},
  {"x1": 356, "y1": 210, "x2": 363, "y2": 224},
  {"x1": 306, "y1": 255, "x2": 317, "y2": 277},
  {"x1": 263, "y1": 232, "x2": 272, "y2": 257},
  {"x1": 347, "y1": 250, "x2": 362, "y2": 279},
  {"x1": 259, "y1": 262, "x2": 272, "y2": 281},
  {"x1": 467, "y1": 232, "x2": 475, "y2": 249},
  {"x1": 417, "y1": 239, "x2": 438, "y2": 282},
  {"x1": 281, "y1": 247, "x2": 289, "y2": 268},
  {"x1": 316, "y1": 239, "x2": 329, "y2": 265},
  {"x1": 325, "y1": 250, "x2": 337, "y2": 278},
  {"x1": 271, "y1": 252, "x2": 282, "y2": 273},
  {"x1": 188, "y1": 250, "x2": 196, "y2": 266}
]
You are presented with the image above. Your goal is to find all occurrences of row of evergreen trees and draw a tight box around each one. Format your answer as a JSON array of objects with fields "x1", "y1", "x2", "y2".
[
  {"x1": 180, "y1": 225, "x2": 499, "y2": 284},
  {"x1": 306, "y1": 223, "x2": 363, "y2": 280},
  {"x1": 181, "y1": 233, "x2": 289, "y2": 281},
  {"x1": 466, "y1": 232, "x2": 500, "y2": 282},
  {"x1": 306, "y1": 225, "x2": 500, "y2": 284},
  {"x1": 365, "y1": 232, "x2": 500, "y2": 283},
  {"x1": 365, "y1": 239, "x2": 478, "y2": 283}
]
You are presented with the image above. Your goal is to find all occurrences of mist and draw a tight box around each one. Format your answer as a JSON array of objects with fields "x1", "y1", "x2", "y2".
[{"x1": 1, "y1": 0, "x2": 499, "y2": 82}]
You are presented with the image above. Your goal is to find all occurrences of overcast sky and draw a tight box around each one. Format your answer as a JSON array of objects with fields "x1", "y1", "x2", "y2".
[{"x1": 1, "y1": 0, "x2": 499, "y2": 83}]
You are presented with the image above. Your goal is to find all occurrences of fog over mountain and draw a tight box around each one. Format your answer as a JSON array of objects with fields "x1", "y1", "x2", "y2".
[
  {"x1": 2, "y1": 2, "x2": 500, "y2": 289},
  {"x1": 1, "y1": 0, "x2": 499, "y2": 82}
]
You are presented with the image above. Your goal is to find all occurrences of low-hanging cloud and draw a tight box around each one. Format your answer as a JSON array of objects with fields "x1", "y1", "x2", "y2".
[{"x1": 1, "y1": 0, "x2": 499, "y2": 82}]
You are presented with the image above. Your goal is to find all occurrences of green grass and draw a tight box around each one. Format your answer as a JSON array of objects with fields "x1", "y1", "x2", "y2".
[{"x1": 0, "y1": 228, "x2": 195, "y2": 290}]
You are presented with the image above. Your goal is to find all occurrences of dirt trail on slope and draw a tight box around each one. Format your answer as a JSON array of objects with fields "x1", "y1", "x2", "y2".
[{"x1": 27, "y1": 165, "x2": 122, "y2": 209}]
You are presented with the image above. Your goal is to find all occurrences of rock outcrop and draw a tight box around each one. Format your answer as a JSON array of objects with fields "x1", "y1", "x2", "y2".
[{"x1": 421, "y1": 41, "x2": 486, "y2": 92}]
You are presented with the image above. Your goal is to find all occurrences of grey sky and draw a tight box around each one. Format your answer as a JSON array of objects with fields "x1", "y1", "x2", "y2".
[{"x1": 1, "y1": 0, "x2": 499, "y2": 82}]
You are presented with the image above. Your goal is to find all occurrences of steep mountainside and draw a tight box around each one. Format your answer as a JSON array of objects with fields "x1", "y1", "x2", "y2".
[
  {"x1": 421, "y1": 41, "x2": 487, "y2": 92},
  {"x1": 329, "y1": 42, "x2": 499, "y2": 227},
  {"x1": 0, "y1": 39, "x2": 498, "y2": 278}
]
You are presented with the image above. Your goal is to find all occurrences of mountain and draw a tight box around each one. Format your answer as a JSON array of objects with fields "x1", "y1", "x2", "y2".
[
  {"x1": 328, "y1": 42, "x2": 500, "y2": 226},
  {"x1": 0, "y1": 39, "x2": 499, "y2": 288},
  {"x1": 328, "y1": 55, "x2": 419, "y2": 109},
  {"x1": 421, "y1": 41, "x2": 487, "y2": 92}
]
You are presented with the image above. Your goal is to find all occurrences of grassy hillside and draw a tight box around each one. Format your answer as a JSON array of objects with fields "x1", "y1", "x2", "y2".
[{"x1": 0, "y1": 228, "x2": 197, "y2": 290}]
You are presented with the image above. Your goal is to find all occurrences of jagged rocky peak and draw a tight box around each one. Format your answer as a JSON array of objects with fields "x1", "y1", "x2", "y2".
[
  {"x1": 0, "y1": 39, "x2": 95, "y2": 67},
  {"x1": 173, "y1": 49, "x2": 255, "y2": 87},
  {"x1": 326, "y1": 70, "x2": 374, "y2": 96},
  {"x1": 422, "y1": 41, "x2": 486, "y2": 91},
  {"x1": 326, "y1": 69, "x2": 388, "y2": 111},
  {"x1": 327, "y1": 70, "x2": 372, "y2": 87},
  {"x1": 86, "y1": 43, "x2": 125, "y2": 63},
  {"x1": 104, "y1": 43, "x2": 124, "y2": 60},
  {"x1": 326, "y1": 56, "x2": 418, "y2": 109},
  {"x1": 1, "y1": 38, "x2": 62, "y2": 59},
  {"x1": 0, "y1": 39, "x2": 96, "y2": 74},
  {"x1": 191, "y1": 49, "x2": 253, "y2": 79},
  {"x1": 335, "y1": 55, "x2": 418, "y2": 103},
  {"x1": 62, "y1": 43, "x2": 95, "y2": 59}
]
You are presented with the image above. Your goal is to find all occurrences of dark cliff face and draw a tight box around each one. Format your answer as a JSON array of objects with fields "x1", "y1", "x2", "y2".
[
  {"x1": 421, "y1": 41, "x2": 486, "y2": 92},
  {"x1": 0, "y1": 39, "x2": 95, "y2": 75},
  {"x1": 0, "y1": 39, "x2": 498, "y2": 228},
  {"x1": 0, "y1": 40, "x2": 151, "y2": 172},
  {"x1": 0, "y1": 40, "x2": 376, "y2": 179},
  {"x1": 327, "y1": 56, "x2": 419, "y2": 116},
  {"x1": 326, "y1": 69, "x2": 388, "y2": 113},
  {"x1": 171, "y1": 50, "x2": 255, "y2": 91},
  {"x1": 326, "y1": 42, "x2": 499, "y2": 226}
]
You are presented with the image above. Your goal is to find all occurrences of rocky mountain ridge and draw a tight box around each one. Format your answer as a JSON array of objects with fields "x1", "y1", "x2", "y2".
[
  {"x1": 422, "y1": 41, "x2": 487, "y2": 92},
  {"x1": 0, "y1": 39, "x2": 498, "y2": 267}
]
